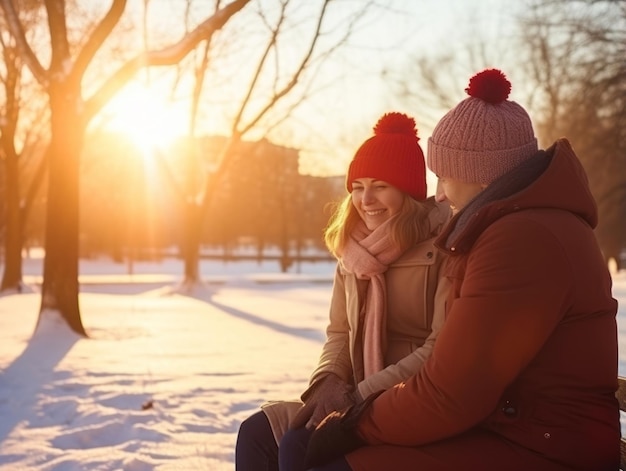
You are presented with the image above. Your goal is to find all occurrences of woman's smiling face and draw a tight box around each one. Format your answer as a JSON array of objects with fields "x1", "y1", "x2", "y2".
[{"x1": 350, "y1": 178, "x2": 405, "y2": 230}]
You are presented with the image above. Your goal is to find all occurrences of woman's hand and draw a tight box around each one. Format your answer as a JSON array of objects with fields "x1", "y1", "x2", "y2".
[{"x1": 290, "y1": 374, "x2": 355, "y2": 430}]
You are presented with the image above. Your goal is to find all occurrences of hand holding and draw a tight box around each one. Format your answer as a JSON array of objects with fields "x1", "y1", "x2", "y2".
[
  {"x1": 290, "y1": 374, "x2": 355, "y2": 430},
  {"x1": 303, "y1": 390, "x2": 383, "y2": 468}
]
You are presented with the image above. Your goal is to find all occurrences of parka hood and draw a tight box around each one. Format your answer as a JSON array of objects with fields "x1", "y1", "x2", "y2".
[{"x1": 435, "y1": 138, "x2": 598, "y2": 254}]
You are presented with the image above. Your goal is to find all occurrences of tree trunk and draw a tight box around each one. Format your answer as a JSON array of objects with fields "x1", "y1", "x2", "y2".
[
  {"x1": 0, "y1": 42, "x2": 23, "y2": 292},
  {"x1": 1, "y1": 148, "x2": 23, "y2": 291},
  {"x1": 183, "y1": 200, "x2": 201, "y2": 283},
  {"x1": 38, "y1": 85, "x2": 86, "y2": 336}
]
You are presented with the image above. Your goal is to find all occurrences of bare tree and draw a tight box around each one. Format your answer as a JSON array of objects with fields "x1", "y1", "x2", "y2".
[
  {"x1": 520, "y1": 0, "x2": 626, "y2": 268},
  {"x1": 152, "y1": 0, "x2": 373, "y2": 289},
  {"x1": 169, "y1": 0, "x2": 222, "y2": 286},
  {"x1": 0, "y1": 1, "x2": 49, "y2": 292},
  {"x1": 391, "y1": 0, "x2": 625, "y2": 267},
  {"x1": 0, "y1": 0, "x2": 251, "y2": 335},
  {"x1": 0, "y1": 24, "x2": 24, "y2": 291}
]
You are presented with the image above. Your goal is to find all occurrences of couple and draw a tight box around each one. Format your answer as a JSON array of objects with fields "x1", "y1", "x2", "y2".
[{"x1": 235, "y1": 69, "x2": 620, "y2": 471}]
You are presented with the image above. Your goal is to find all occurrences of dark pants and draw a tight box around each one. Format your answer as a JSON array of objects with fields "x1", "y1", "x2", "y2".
[{"x1": 235, "y1": 410, "x2": 352, "y2": 471}]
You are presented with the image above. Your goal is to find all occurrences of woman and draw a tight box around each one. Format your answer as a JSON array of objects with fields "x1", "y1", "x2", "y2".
[{"x1": 235, "y1": 112, "x2": 451, "y2": 471}]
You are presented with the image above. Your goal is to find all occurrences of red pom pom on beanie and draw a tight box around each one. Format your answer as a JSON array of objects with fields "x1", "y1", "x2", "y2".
[
  {"x1": 373, "y1": 112, "x2": 419, "y2": 137},
  {"x1": 465, "y1": 68, "x2": 511, "y2": 104},
  {"x1": 346, "y1": 112, "x2": 426, "y2": 200}
]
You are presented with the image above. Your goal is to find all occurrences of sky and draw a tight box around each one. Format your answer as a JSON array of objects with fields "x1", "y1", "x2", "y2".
[
  {"x1": 96, "y1": 0, "x2": 523, "y2": 187},
  {"x1": 0, "y1": 255, "x2": 624, "y2": 470},
  {"x1": 285, "y1": 0, "x2": 522, "y2": 178}
]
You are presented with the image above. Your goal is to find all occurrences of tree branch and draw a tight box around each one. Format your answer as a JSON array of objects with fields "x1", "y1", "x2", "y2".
[
  {"x1": 44, "y1": 0, "x2": 71, "y2": 73},
  {"x1": 0, "y1": 0, "x2": 47, "y2": 86},
  {"x1": 72, "y1": 0, "x2": 127, "y2": 83},
  {"x1": 231, "y1": 0, "x2": 286, "y2": 133},
  {"x1": 238, "y1": 0, "x2": 331, "y2": 136},
  {"x1": 83, "y1": 0, "x2": 250, "y2": 122}
]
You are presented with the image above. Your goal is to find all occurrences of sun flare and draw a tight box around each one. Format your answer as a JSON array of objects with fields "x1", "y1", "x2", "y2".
[{"x1": 101, "y1": 83, "x2": 188, "y2": 157}]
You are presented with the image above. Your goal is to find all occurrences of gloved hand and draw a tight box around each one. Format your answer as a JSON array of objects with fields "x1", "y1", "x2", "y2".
[
  {"x1": 290, "y1": 373, "x2": 355, "y2": 430},
  {"x1": 303, "y1": 390, "x2": 383, "y2": 469}
]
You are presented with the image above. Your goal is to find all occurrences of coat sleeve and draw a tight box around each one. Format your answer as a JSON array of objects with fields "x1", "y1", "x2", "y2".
[
  {"x1": 355, "y1": 216, "x2": 573, "y2": 445},
  {"x1": 356, "y1": 265, "x2": 451, "y2": 399},
  {"x1": 308, "y1": 265, "x2": 355, "y2": 386}
]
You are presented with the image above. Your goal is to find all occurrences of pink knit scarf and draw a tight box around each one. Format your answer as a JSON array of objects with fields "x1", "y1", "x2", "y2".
[{"x1": 340, "y1": 219, "x2": 404, "y2": 378}]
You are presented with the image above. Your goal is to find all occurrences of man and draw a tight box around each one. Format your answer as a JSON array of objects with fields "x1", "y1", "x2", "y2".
[{"x1": 303, "y1": 68, "x2": 620, "y2": 471}]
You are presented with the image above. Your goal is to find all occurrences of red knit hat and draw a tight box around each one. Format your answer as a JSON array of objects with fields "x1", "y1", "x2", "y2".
[
  {"x1": 346, "y1": 112, "x2": 427, "y2": 200},
  {"x1": 427, "y1": 69, "x2": 538, "y2": 184}
]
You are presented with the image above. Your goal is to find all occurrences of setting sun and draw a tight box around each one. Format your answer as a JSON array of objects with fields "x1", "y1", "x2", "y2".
[{"x1": 99, "y1": 82, "x2": 189, "y2": 156}]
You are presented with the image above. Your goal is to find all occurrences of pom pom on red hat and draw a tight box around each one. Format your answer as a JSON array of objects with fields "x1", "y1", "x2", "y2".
[
  {"x1": 373, "y1": 112, "x2": 419, "y2": 141},
  {"x1": 465, "y1": 68, "x2": 511, "y2": 104}
]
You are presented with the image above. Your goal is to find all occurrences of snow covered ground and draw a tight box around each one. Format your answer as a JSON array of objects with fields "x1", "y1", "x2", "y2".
[{"x1": 0, "y1": 254, "x2": 624, "y2": 470}]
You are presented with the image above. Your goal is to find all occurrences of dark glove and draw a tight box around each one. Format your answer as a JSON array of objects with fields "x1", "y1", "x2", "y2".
[
  {"x1": 290, "y1": 373, "x2": 355, "y2": 430},
  {"x1": 303, "y1": 390, "x2": 383, "y2": 469}
]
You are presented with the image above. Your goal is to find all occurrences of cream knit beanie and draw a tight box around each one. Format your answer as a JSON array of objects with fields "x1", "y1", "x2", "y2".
[{"x1": 427, "y1": 69, "x2": 538, "y2": 184}]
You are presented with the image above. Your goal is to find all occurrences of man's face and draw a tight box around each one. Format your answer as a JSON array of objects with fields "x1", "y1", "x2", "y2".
[{"x1": 435, "y1": 176, "x2": 485, "y2": 215}]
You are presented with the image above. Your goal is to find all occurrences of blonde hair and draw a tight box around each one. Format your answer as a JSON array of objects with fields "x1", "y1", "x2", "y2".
[{"x1": 324, "y1": 194, "x2": 435, "y2": 259}]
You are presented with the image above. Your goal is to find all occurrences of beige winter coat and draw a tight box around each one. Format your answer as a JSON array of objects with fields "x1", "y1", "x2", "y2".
[{"x1": 262, "y1": 203, "x2": 451, "y2": 443}]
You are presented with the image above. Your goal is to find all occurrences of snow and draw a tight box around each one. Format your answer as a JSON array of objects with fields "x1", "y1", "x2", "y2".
[{"x1": 0, "y1": 254, "x2": 624, "y2": 471}]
